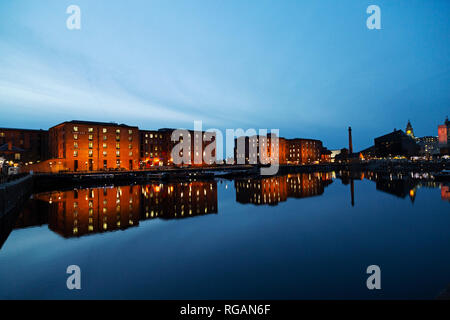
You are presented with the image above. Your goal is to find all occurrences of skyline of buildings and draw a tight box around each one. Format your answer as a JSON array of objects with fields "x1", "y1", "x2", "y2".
[{"x1": 0, "y1": 116, "x2": 449, "y2": 173}]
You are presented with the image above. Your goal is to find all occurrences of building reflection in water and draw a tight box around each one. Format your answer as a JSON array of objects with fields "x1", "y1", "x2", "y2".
[
  {"x1": 337, "y1": 171, "x2": 450, "y2": 204},
  {"x1": 441, "y1": 185, "x2": 450, "y2": 202},
  {"x1": 15, "y1": 181, "x2": 218, "y2": 238},
  {"x1": 235, "y1": 173, "x2": 333, "y2": 206},
  {"x1": 11, "y1": 173, "x2": 448, "y2": 240}
]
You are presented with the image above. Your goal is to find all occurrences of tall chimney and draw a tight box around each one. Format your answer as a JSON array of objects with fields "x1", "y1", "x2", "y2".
[{"x1": 348, "y1": 127, "x2": 353, "y2": 154}]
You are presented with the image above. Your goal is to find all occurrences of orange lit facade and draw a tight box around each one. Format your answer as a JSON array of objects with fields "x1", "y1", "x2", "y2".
[
  {"x1": 158, "y1": 128, "x2": 217, "y2": 166},
  {"x1": 438, "y1": 117, "x2": 450, "y2": 155},
  {"x1": 234, "y1": 135, "x2": 323, "y2": 165},
  {"x1": 286, "y1": 139, "x2": 323, "y2": 164},
  {"x1": 234, "y1": 135, "x2": 288, "y2": 165},
  {"x1": 47, "y1": 121, "x2": 140, "y2": 172},
  {"x1": 139, "y1": 130, "x2": 169, "y2": 167}
]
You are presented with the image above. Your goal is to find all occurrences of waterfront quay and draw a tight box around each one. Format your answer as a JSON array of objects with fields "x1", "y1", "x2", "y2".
[{"x1": 30, "y1": 159, "x2": 448, "y2": 191}]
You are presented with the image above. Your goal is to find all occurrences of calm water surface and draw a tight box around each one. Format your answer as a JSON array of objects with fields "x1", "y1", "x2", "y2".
[{"x1": 0, "y1": 172, "x2": 449, "y2": 299}]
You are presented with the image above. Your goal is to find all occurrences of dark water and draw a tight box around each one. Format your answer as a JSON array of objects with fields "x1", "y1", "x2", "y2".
[{"x1": 0, "y1": 172, "x2": 449, "y2": 300}]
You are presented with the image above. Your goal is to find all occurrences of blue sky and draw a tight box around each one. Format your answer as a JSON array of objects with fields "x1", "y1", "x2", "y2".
[{"x1": 0, "y1": 0, "x2": 449, "y2": 151}]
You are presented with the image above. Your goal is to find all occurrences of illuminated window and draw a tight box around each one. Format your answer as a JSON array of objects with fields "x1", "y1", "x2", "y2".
[
  {"x1": 129, "y1": 152, "x2": 133, "y2": 156},
  {"x1": 0, "y1": 132, "x2": 4, "y2": 137},
  {"x1": 116, "y1": 151, "x2": 120, "y2": 157},
  {"x1": 73, "y1": 151, "x2": 78, "y2": 157},
  {"x1": 103, "y1": 128, "x2": 107, "y2": 133},
  {"x1": 116, "y1": 142, "x2": 120, "y2": 149},
  {"x1": 88, "y1": 135, "x2": 93, "y2": 140},
  {"x1": 129, "y1": 144, "x2": 132, "y2": 149},
  {"x1": 89, "y1": 142, "x2": 93, "y2": 149},
  {"x1": 74, "y1": 126, "x2": 78, "y2": 132},
  {"x1": 128, "y1": 130, "x2": 133, "y2": 135},
  {"x1": 89, "y1": 150, "x2": 93, "y2": 157},
  {"x1": 74, "y1": 142, "x2": 78, "y2": 148},
  {"x1": 103, "y1": 135, "x2": 107, "y2": 141},
  {"x1": 103, "y1": 143, "x2": 107, "y2": 148},
  {"x1": 15, "y1": 153, "x2": 21, "y2": 160},
  {"x1": 150, "y1": 134, "x2": 153, "y2": 138},
  {"x1": 116, "y1": 129, "x2": 121, "y2": 134},
  {"x1": 74, "y1": 134, "x2": 78, "y2": 140},
  {"x1": 88, "y1": 128, "x2": 93, "y2": 133},
  {"x1": 128, "y1": 136, "x2": 133, "y2": 142},
  {"x1": 103, "y1": 151, "x2": 107, "y2": 156}
]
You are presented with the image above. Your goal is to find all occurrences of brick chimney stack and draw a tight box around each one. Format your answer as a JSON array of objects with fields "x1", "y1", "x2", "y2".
[{"x1": 348, "y1": 127, "x2": 353, "y2": 154}]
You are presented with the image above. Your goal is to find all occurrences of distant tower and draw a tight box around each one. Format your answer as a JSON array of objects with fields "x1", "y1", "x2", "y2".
[
  {"x1": 348, "y1": 127, "x2": 353, "y2": 154},
  {"x1": 406, "y1": 120, "x2": 415, "y2": 139}
]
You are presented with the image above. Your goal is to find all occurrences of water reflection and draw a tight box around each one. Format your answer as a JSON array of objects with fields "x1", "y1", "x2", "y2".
[
  {"x1": 9, "y1": 172, "x2": 450, "y2": 242},
  {"x1": 353, "y1": 171, "x2": 447, "y2": 203},
  {"x1": 235, "y1": 173, "x2": 334, "y2": 206},
  {"x1": 15, "y1": 181, "x2": 218, "y2": 238}
]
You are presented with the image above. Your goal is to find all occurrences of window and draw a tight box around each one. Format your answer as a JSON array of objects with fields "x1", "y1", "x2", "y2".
[
  {"x1": 89, "y1": 150, "x2": 93, "y2": 157},
  {"x1": 103, "y1": 151, "x2": 107, "y2": 157},
  {"x1": 73, "y1": 151, "x2": 78, "y2": 157},
  {"x1": 0, "y1": 132, "x2": 4, "y2": 137},
  {"x1": 150, "y1": 134, "x2": 153, "y2": 139},
  {"x1": 74, "y1": 126, "x2": 78, "y2": 132},
  {"x1": 74, "y1": 142, "x2": 78, "y2": 148},
  {"x1": 103, "y1": 128, "x2": 107, "y2": 133},
  {"x1": 129, "y1": 152, "x2": 133, "y2": 156},
  {"x1": 103, "y1": 135, "x2": 107, "y2": 141},
  {"x1": 116, "y1": 129, "x2": 121, "y2": 134},
  {"x1": 89, "y1": 142, "x2": 93, "y2": 149},
  {"x1": 15, "y1": 153, "x2": 21, "y2": 160},
  {"x1": 88, "y1": 135, "x2": 93, "y2": 141},
  {"x1": 116, "y1": 142, "x2": 120, "y2": 149},
  {"x1": 116, "y1": 135, "x2": 120, "y2": 141},
  {"x1": 103, "y1": 143, "x2": 107, "y2": 148},
  {"x1": 88, "y1": 128, "x2": 94, "y2": 133},
  {"x1": 128, "y1": 136, "x2": 133, "y2": 142},
  {"x1": 74, "y1": 134, "x2": 78, "y2": 140},
  {"x1": 128, "y1": 130, "x2": 133, "y2": 135},
  {"x1": 129, "y1": 144, "x2": 132, "y2": 149},
  {"x1": 116, "y1": 151, "x2": 120, "y2": 157}
]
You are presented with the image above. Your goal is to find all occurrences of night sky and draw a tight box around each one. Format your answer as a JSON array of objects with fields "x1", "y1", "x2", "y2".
[{"x1": 0, "y1": 0, "x2": 449, "y2": 151}]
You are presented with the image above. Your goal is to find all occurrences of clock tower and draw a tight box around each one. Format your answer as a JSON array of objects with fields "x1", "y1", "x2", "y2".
[{"x1": 406, "y1": 120, "x2": 415, "y2": 139}]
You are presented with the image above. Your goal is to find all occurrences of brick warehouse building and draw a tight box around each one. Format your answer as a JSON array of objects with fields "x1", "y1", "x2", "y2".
[
  {"x1": 0, "y1": 128, "x2": 48, "y2": 165},
  {"x1": 47, "y1": 121, "x2": 141, "y2": 172},
  {"x1": 234, "y1": 134, "x2": 288, "y2": 165},
  {"x1": 4, "y1": 120, "x2": 217, "y2": 173},
  {"x1": 140, "y1": 128, "x2": 216, "y2": 168},
  {"x1": 234, "y1": 134, "x2": 323, "y2": 165},
  {"x1": 3, "y1": 119, "x2": 324, "y2": 173},
  {"x1": 286, "y1": 138, "x2": 323, "y2": 165}
]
